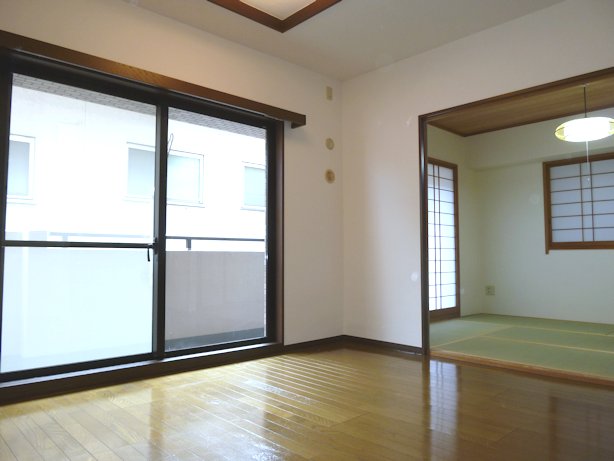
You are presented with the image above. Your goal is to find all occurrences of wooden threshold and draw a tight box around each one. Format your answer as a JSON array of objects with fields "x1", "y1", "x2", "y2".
[{"x1": 431, "y1": 349, "x2": 614, "y2": 388}]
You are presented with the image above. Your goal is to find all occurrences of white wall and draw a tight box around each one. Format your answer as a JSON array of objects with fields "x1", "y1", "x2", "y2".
[
  {"x1": 0, "y1": 0, "x2": 344, "y2": 345},
  {"x1": 467, "y1": 113, "x2": 614, "y2": 324},
  {"x1": 469, "y1": 110, "x2": 614, "y2": 170},
  {"x1": 342, "y1": 0, "x2": 614, "y2": 347}
]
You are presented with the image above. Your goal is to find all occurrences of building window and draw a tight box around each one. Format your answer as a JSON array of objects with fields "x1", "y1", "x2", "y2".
[
  {"x1": 543, "y1": 153, "x2": 614, "y2": 252},
  {"x1": 127, "y1": 146, "x2": 204, "y2": 205},
  {"x1": 428, "y1": 158, "x2": 460, "y2": 318},
  {"x1": 7, "y1": 135, "x2": 34, "y2": 200},
  {"x1": 243, "y1": 164, "x2": 266, "y2": 209}
]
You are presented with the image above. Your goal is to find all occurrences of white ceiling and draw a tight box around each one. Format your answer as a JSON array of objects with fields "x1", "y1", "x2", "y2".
[{"x1": 129, "y1": 0, "x2": 565, "y2": 81}]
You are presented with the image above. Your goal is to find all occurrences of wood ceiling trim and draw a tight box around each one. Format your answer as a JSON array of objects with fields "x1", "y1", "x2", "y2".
[
  {"x1": 282, "y1": 0, "x2": 342, "y2": 32},
  {"x1": 207, "y1": 0, "x2": 341, "y2": 33},
  {"x1": 427, "y1": 66, "x2": 614, "y2": 137}
]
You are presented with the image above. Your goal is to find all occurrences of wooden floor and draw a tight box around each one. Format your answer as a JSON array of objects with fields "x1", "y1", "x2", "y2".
[{"x1": 1, "y1": 347, "x2": 614, "y2": 460}]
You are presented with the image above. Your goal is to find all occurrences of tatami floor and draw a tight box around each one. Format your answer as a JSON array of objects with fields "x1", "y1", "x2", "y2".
[
  {"x1": 2, "y1": 346, "x2": 614, "y2": 460},
  {"x1": 431, "y1": 314, "x2": 614, "y2": 385}
]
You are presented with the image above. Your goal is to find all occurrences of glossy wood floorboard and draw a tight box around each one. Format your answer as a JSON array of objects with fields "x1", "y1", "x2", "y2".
[{"x1": 1, "y1": 347, "x2": 614, "y2": 460}]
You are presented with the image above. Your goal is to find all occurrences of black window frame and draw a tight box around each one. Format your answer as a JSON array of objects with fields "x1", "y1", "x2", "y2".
[{"x1": 0, "y1": 47, "x2": 286, "y2": 387}]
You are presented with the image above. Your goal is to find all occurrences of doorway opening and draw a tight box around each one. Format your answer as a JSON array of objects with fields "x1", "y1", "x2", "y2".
[{"x1": 419, "y1": 66, "x2": 614, "y2": 385}]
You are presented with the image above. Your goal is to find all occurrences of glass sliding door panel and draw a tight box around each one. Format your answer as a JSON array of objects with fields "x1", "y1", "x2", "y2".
[
  {"x1": 6, "y1": 74, "x2": 156, "y2": 244},
  {"x1": 1, "y1": 247, "x2": 153, "y2": 373},
  {"x1": 165, "y1": 108, "x2": 267, "y2": 351},
  {"x1": 2, "y1": 74, "x2": 156, "y2": 374}
]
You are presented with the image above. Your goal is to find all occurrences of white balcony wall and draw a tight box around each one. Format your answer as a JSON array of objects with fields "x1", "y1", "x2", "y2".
[
  {"x1": 166, "y1": 251, "x2": 265, "y2": 341},
  {"x1": 2, "y1": 247, "x2": 153, "y2": 372}
]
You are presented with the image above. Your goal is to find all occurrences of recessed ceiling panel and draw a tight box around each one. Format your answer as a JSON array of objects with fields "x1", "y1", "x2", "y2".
[
  {"x1": 207, "y1": 0, "x2": 341, "y2": 32},
  {"x1": 241, "y1": 0, "x2": 315, "y2": 20}
]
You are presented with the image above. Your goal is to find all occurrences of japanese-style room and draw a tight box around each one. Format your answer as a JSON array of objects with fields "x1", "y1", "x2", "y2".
[
  {"x1": 426, "y1": 81, "x2": 614, "y2": 384},
  {"x1": 0, "y1": 0, "x2": 613, "y2": 460}
]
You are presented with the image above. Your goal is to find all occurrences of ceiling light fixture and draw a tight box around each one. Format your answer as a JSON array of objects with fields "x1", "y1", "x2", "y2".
[{"x1": 555, "y1": 85, "x2": 614, "y2": 142}]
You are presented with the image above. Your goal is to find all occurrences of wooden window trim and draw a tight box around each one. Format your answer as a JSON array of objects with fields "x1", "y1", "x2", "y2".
[
  {"x1": 543, "y1": 151, "x2": 614, "y2": 253},
  {"x1": 427, "y1": 157, "x2": 460, "y2": 320},
  {"x1": 0, "y1": 30, "x2": 306, "y2": 128}
]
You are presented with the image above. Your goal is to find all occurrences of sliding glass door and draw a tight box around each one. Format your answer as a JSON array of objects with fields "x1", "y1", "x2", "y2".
[
  {"x1": 164, "y1": 108, "x2": 268, "y2": 351},
  {"x1": 0, "y1": 55, "x2": 280, "y2": 381},
  {"x1": 2, "y1": 74, "x2": 156, "y2": 373}
]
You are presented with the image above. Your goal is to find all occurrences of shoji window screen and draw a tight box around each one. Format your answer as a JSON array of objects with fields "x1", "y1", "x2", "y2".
[
  {"x1": 427, "y1": 159, "x2": 459, "y2": 315},
  {"x1": 544, "y1": 153, "x2": 614, "y2": 252}
]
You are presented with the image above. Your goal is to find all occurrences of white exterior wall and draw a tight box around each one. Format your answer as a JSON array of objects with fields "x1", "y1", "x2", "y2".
[
  {"x1": 0, "y1": 0, "x2": 344, "y2": 345},
  {"x1": 342, "y1": 0, "x2": 614, "y2": 347}
]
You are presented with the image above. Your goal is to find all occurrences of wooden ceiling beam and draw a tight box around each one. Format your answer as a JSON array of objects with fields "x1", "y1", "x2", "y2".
[{"x1": 428, "y1": 67, "x2": 614, "y2": 137}]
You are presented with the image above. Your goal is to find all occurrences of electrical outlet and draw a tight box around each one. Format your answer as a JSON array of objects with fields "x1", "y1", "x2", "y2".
[{"x1": 485, "y1": 285, "x2": 495, "y2": 296}]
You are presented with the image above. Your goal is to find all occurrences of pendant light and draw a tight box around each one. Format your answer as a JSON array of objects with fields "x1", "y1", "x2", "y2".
[{"x1": 555, "y1": 85, "x2": 614, "y2": 142}]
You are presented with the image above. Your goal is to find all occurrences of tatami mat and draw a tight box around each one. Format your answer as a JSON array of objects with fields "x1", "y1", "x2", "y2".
[
  {"x1": 458, "y1": 314, "x2": 614, "y2": 335},
  {"x1": 431, "y1": 314, "x2": 614, "y2": 384},
  {"x1": 430, "y1": 319, "x2": 509, "y2": 347},
  {"x1": 490, "y1": 327, "x2": 614, "y2": 352}
]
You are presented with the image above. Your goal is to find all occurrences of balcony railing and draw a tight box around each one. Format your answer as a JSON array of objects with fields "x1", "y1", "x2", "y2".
[
  {"x1": 166, "y1": 235, "x2": 264, "y2": 250},
  {"x1": 43, "y1": 231, "x2": 264, "y2": 250}
]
